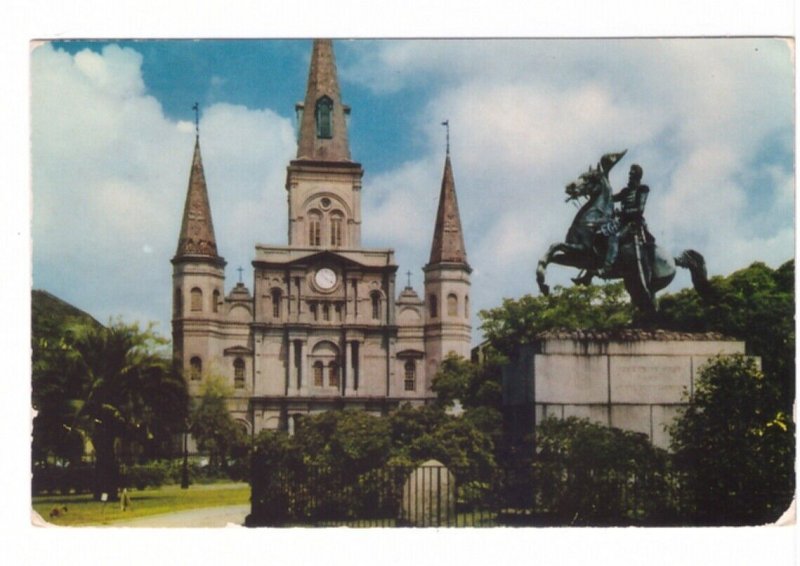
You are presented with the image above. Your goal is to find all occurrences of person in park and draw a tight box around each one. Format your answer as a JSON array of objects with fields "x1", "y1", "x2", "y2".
[
  {"x1": 119, "y1": 488, "x2": 132, "y2": 511},
  {"x1": 598, "y1": 163, "x2": 654, "y2": 277}
]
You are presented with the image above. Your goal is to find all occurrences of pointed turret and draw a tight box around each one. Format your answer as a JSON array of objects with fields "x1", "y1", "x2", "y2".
[
  {"x1": 424, "y1": 147, "x2": 472, "y2": 370},
  {"x1": 174, "y1": 137, "x2": 223, "y2": 264},
  {"x1": 295, "y1": 39, "x2": 351, "y2": 162},
  {"x1": 428, "y1": 154, "x2": 469, "y2": 268}
]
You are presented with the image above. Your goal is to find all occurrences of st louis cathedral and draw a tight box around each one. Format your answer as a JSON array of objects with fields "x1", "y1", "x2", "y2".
[{"x1": 171, "y1": 40, "x2": 471, "y2": 435}]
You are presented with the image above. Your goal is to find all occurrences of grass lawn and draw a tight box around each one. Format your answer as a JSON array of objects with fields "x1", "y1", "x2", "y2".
[{"x1": 32, "y1": 482, "x2": 250, "y2": 527}]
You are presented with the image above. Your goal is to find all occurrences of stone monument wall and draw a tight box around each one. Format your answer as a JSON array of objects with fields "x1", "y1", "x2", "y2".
[{"x1": 502, "y1": 330, "x2": 751, "y2": 449}]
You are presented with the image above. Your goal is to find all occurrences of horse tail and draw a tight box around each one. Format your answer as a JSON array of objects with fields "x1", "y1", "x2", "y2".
[{"x1": 674, "y1": 249, "x2": 713, "y2": 300}]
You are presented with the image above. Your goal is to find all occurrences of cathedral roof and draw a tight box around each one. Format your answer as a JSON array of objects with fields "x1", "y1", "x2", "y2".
[
  {"x1": 427, "y1": 154, "x2": 469, "y2": 268},
  {"x1": 295, "y1": 39, "x2": 352, "y2": 162},
  {"x1": 174, "y1": 137, "x2": 223, "y2": 263},
  {"x1": 397, "y1": 285, "x2": 423, "y2": 305},
  {"x1": 228, "y1": 282, "x2": 252, "y2": 300}
]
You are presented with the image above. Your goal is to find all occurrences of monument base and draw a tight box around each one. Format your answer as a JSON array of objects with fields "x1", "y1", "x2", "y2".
[{"x1": 502, "y1": 329, "x2": 750, "y2": 449}]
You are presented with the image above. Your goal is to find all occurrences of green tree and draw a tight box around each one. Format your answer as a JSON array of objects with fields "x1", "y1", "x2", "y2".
[
  {"x1": 668, "y1": 355, "x2": 794, "y2": 525},
  {"x1": 479, "y1": 283, "x2": 632, "y2": 356},
  {"x1": 294, "y1": 410, "x2": 393, "y2": 475},
  {"x1": 535, "y1": 417, "x2": 673, "y2": 525},
  {"x1": 659, "y1": 260, "x2": 794, "y2": 412},
  {"x1": 32, "y1": 320, "x2": 188, "y2": 500},
  {"x1": 430, "y1": 353, "x2": 475, "y2": 408},
  {"x1": 31, "y1": 291, "x2": 103, "y2": 466},
  {"x1": 191, "y1": 376, "x2": 246, "y2": 473},
  {"x1": 429, "y1": 352, "x2": 505, "y2": 464}
]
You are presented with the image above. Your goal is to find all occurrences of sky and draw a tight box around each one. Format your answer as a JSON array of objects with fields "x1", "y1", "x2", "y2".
[{"x1": 30, "y1": 37, "x2": 794, "y2": 343}]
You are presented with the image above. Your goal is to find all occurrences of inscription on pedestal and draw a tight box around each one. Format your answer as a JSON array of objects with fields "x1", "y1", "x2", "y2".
[{"x1": 610, "y1": 356, "x2": 691, "y2": 404}]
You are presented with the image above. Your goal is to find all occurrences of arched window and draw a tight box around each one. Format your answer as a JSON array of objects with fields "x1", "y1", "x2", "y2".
[
  {"x1": 330, "y1": 213, "x2": 343, "y2": 247},
  {"x1": 315, "y1": 96, "x2": 333, "y2": 139},
  {"x1": 212, "y1": 289, "x2": 220, "y2": 313},
  {"x1": 313, "y1": 361, "x2": 324, "y2": 387},
  {"x1": 271, "y1": 289, "x2": 282, "y2": 318},
  {"x1": 371, "y1": 292, "x2": 381, "y2": 320},
  {"x1": 447, "y1": 293, "x2": 458, "y2": 317},
  {"x1": 174, "y1": 288, "x2": 182, "y2": 317},
  {"x1": 465, "y1": 295, "x2": 470, "y2": 318},
  {"x1": 234, "y1": 358, "x2": 245, "y2": 389},
  {"x1": 191, "y1": 288, "x2": 203, "y2": 312},
  {"x1": 189, "y1": 357, "x2": 202, "y2": 381},
  {"x1": 322, "y1": 302, "x2": 330, "y2": 321},
  {"x1": 308, "y1": 211, "x2": 322, "y2": 246},
  {"x1": 404, "y1": 360, "x2": 416, "y2": 391},
  {"x1": 310, "y1": 302, "x2": 318, "y2": 321},
  {"x1": 328, "y1": 361, "x2": 339, "y2": 388},
  {"x1": 429, "y1": 295, "x2": 438, "y2": 318}
]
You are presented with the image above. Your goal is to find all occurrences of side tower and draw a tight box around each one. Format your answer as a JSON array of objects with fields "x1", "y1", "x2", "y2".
[
  {"x1": 423, "y1": 147, "x2": 472, "y2": 380},
  {"x1": 171, "y1": 135, "x2": 227, "y2": 393}
]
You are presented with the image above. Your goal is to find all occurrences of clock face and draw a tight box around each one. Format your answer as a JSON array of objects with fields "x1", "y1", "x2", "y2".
[{"x1": 314, "y1": 268, "x2": 337, "y2": 290}]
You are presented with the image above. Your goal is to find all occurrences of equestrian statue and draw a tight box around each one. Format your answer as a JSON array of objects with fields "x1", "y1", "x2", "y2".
[{"x1": 535, "y1": 150, "x2": 712, "y2": 315}]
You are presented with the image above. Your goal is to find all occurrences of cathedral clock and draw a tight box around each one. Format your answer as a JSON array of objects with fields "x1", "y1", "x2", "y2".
[{"x1": 314, "y1": 267, "x2": 337, "y2": 290}]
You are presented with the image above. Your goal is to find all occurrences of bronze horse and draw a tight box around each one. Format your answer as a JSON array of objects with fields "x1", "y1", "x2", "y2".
[{"x1": 535, "y1": 151, "x2": 711, "y2": 314}]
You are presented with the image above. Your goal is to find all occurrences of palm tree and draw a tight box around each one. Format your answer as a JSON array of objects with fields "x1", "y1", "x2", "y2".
[{"x1": 34, "y1": 320, "x2": 188, "y2": 500}]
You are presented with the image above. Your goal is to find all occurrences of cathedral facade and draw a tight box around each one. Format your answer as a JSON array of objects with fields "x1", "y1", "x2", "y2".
[{"x1": 171, "y1": 40, "x2": 471, "y2": 435}]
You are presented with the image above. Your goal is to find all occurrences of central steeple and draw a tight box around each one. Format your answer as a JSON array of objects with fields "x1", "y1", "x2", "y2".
[
  {"x1": 295, "y1": 39, "x2": 352, "y2": 162},
  {"x1": 286, "y1": 39, "x2": 363, "y2": 247}
]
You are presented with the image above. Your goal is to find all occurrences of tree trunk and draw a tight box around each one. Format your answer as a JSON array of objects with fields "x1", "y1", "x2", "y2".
[{"x1": 92, "y1": 430, "x2": 120, "y2": 501}]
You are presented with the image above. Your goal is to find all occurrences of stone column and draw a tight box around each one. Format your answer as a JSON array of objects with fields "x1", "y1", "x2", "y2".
[
  {"x1": 299, "y1": 340, "x2": 309, "y2": 396},
  {"x1": 287, "y1": 339, "x2": 297, "y2": 395},
  {"x1": 345, "y1": 340, "x2": 355, "y2": 396}
]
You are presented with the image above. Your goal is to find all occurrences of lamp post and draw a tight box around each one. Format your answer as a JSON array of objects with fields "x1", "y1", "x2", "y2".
[{"x1": 181, "y1": 421, "x2": 190, "y2": 489}]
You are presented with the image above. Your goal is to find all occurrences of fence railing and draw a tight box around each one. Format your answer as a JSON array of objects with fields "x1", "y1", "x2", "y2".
[{"x1": 246, "y1": 459, "x2": 687, "y2": 527}]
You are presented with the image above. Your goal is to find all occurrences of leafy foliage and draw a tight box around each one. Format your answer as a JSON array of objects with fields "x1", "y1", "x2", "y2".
[
  {"x1": 190, "y1": 376, "x2": 248, "y2": 473},
  {"x1": 659, "y1": 260, "x2": 795, "y2": 412},
  {"x1": 32, "y1": 310, "x2": 188, "y2": 500},
  {"x1": 294, "y1": 410, "x2": 392, "y2": 475},
  {"x1": 668, "y1": 355, "x2": 795, "y2": 525},
  {"x1": 534, "y1": 417, "x2": 675, "y2": 525},
  {"x1": 479, "y1": 283, "x2": 632, "y2": 356},
  {"x1": 252, "y1": 404, "x2": 499, "y2": 480}
]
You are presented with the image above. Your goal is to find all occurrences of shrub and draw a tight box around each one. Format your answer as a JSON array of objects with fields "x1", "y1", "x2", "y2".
[
  {"x1": 533, "y1": 417, "x2": 675, "y2": 525},
  {"x1": 120, "y1": 463, "x2": 169, "y2": 490},
  {"x1": 669, "y1": 355, "x2": 795, "y2": 525}
]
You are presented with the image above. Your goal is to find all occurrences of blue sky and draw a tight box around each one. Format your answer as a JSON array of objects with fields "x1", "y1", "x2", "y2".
[{"x1": 31, "y1": 37, "x2": 794, "y2": 343}]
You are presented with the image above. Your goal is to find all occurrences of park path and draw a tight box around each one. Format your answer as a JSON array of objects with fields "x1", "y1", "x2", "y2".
[{"x1": 110, "y1": 504, "x2": 249, "y2": 528}]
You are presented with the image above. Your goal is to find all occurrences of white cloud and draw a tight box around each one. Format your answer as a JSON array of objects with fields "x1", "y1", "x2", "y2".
[
  {"x1": 32, "y1": 39, "x2": 794, "y2": 344},
  {"x1": 346, "y1": 38, "x2": 793, "y2": 338},
  {"x1": 32, "y1": 43, "x2": 296, "y2": 332}
]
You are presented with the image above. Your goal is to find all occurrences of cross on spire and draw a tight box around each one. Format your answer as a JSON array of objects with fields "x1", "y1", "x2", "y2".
[
  {"x1": 192, "y1": 102, "x2": 200, "y2": 136},
  {"x1": 237, "y1": 266, "x2": 244, "y2": 283},
  {"x1": 406, "y1": 270, "x2": 413, "y2": 288},
  {"x1": 441, "y1": 119, "x2": 450, "y2": 155}
]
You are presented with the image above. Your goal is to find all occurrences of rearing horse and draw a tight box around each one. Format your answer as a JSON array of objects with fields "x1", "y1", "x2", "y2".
[{"x1": 536, "y1": 151, "x2": 711, "y2": 314}]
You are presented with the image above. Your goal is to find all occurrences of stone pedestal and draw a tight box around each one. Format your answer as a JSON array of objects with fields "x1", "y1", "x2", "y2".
[{"x1": 502, "y1": 329, "x2": 751, "y2": 449}]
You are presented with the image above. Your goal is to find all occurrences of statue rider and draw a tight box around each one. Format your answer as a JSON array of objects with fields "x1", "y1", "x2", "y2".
[{"x1": 598, "y1": 164, "x2": 652, "y2": 277}]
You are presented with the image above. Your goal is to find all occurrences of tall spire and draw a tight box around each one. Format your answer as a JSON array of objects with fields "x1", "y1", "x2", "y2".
[
  {"x1": 295, "y1": 39, "x2": 351, "y2": 162},
  {"x1": 174, "y1": 136, "x2": 222, "y2": 262},
  {"x1": 428, "y1": 152, "x2": 469, "y2": 267}
]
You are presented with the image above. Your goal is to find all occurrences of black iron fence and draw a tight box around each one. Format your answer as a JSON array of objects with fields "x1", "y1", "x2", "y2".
[{"x1": 246, "y1": 458, "x2": 687, "y2": 527}]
